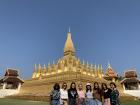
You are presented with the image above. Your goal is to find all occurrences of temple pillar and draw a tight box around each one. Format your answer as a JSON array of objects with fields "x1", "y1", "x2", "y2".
[
  {"x1": 138, "y1": 83, "x2": 140, "y2": 90},
  {"x1": 3, "y1": 82, "x2": 7, "y2": 89},
  {"x1": 122, "y1": 84, "x2": 125, "y2": 90},
  {"x1": 112, "y1": 78, "x2": 115, "y2": 82},
  {"x1": 18, "y1": 83, "x2": 21, "y2": 91}
]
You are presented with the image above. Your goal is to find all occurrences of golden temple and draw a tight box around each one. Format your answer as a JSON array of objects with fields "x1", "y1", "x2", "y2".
[{"x1": 31, "y1": 30, "x2": 117, "y2": 83}]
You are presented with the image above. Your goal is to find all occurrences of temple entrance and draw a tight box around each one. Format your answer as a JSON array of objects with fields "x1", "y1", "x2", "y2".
[{"x1": 5, "y1": 82, "x2": 18, "y2": 89}]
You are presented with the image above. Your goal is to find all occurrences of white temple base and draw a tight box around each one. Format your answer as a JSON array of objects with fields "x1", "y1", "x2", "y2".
[
  {"x1": 124, "y1": 90, "x2": 140, "y2": 98},
  {"x1": 0, "y1": 89, "x2": 19, "y2": 98}
]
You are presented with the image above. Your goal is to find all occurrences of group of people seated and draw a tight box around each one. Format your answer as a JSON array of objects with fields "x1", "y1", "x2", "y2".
[{"x1": 50, "y1": 82, "x2": 120, "y2": 105}]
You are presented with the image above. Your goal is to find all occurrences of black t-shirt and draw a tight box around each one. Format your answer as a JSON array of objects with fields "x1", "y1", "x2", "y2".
[
  {"x1": 68, "y1": 89, "x2": 78, "y2": 99},
  {"x1": 103, "y1": 88, "x2": 112, "y2": 99}
]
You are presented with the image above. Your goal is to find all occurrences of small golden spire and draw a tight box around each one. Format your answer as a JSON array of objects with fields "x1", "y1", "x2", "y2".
[
  {"x1": 94, "y1": 64, "x2": 97, "y2": 70},
  {"x1": 43, "y1": 64, "x2": 47, "y2": 70},
  {"x1": 90, "y1": 64, "x2": 93, "y2": 68},
  {"x1": 83, "y1": 60, "x2": 85, "y2": 65},
  {"x1": 32, "y1": 64, "x2": 37, "y2": 78},
  {"x1": 97, "y1": 65, "x2": 100, "y2": 69},
  {"x1": 69, "y1": 27, "x2": 71, "y2": 33},
  {"x1": 48, "y1": 62, "x2": 50, "y2": 66},
  {"x1": 87, "y1": 62, "x2": 89, "y2": 67},
  {"x1": 34, "y1": 64, "x2": 37, "y2": 72},
  {"x1": 53, "y1": 60, "x2": 55, "y2": 65},
  {"x1": 100, "y1": 65, "x2": 103, "y2": 70},
  {"x1": 38, "y1": 64, "x2": 42, "y2": 73}
]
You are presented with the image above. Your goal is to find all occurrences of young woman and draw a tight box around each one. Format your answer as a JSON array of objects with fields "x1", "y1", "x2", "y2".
[
  {"x1": 77, "y1": 83, "x2": 85, "y2": 105},
  {"x1": 50, "y1": 83, "x2": 61, "y2": 105},
  {"x1": 60, "y1": 82, "x2": 68, "y2": 105},
  {"x1": 101, "y1": 83, "x2": 112, "y2": 105},
  {"x1": 68, "y1": 82, "x2": 78, "y2": 105},
  {"x1": 110, "y1": 82, "x2": 120, "y2": 105},
  {"x1": 93, "y1": 82, "x2": 102, "y2": 105},
  {"x1": 85, "y1": 83, "x2": 96, "y2": 105}
]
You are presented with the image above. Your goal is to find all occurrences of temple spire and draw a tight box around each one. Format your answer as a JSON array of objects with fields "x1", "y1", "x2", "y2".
[
  {"x1": 64, "y1": 29, "x2": 75, "y2": 56},
  {"x1": 69, "y1": 27, "x2": 70, "y2": 33},
  {"x1": 108, "y1": 61, "x2": 111, "y2": 68},
  {"x1": 34, "y1": 64, "x2": 37, "y2": 72}
]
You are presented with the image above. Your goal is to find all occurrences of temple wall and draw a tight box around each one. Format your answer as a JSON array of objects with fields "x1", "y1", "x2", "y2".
[{"x1": 20, "y1": 72, "x2": 107, "y2": 95}]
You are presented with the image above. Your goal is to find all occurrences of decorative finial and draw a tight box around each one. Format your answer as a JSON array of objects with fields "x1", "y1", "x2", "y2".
[
  {"x1": 38, "y1": 64, "x2": 41, "y2": 69},
  {"x1": 83, "y1": 60, "x2": 85, "y2": 65},
  {"x1": 43, "y1": 64, "x2": 46, "y2": 69},
  {"x1": 53, "y1": 60, "x2": 55, "y2": 65},
  {"x1": 87, "y1": 62, "x2": 89, "y2": 67},
  {"x1": 48, "y1": 62, "x2": 50, "y2": 66},
  {"x1": 101, "y1": 65, "x2": 103, "y2": 70},
  {"x1": 108, "y1": 61, "x2": 111, "y2": 68},
  {"x1": 34, "y1": 64, "x2": 37, "y2": 71},
  {"x1": 69, "y1": 27, "x2": 70, "y2": 33},
  {"x1": 98, "y1": 65, "x2": 100, "y2": 69},
  {"x1": 90, "y1": 64, "x2": 93, "y2": 68}
]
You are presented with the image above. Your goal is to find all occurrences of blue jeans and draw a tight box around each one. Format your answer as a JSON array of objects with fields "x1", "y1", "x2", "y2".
[
  {"x1": 51, "y1": 99, "x2": 60, "y2": 105},
  {"x1": 94, "y1": 99, "x2": 102, "y2": 105},
  {"x1": 69, "y1": 98, "x2": 77, "y2": 105},
  {"x1": 85, "y1": 99, "x2": 97, "y2": 105}
]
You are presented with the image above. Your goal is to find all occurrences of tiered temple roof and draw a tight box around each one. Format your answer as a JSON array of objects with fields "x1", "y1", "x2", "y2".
[
  {"x1": 0, "y1": 69, "x2": 24, "y2": 84},
  {"x1": 121, "y1": 70, "x2": 140, "y2": 84},
  {"x1": 103, "y1": 63, "x2": 118, "y2": 81},
  {"x1": 105, "y1": 63, "x2": 117, "y2": 77}
]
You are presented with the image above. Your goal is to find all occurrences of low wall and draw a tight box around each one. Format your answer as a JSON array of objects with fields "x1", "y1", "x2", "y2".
[
  {"x1": 124, "y1": 90, "x2": 140, "y2": 98},
  {"x1": 6, "y1": 95, "x2": 50, "y2": 102}
]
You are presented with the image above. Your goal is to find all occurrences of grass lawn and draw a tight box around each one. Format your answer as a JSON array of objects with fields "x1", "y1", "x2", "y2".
[
  {"x1": 121, "y1": 101, "x2": 139, "y2": 105},
  {"x1": 0, "y1": 99, "x2": 49, "y2": 105},
  {"x1": 0, "y1": 97, "x2": 139, "y2": 105}
]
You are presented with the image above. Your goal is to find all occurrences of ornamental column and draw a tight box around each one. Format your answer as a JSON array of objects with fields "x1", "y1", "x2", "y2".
[
  {"x1": 3, "y1": 82, "x2": 7, "y2": 89},
  {"x1": 17, "y1": 83, "x2": 21, "y2": 91}
]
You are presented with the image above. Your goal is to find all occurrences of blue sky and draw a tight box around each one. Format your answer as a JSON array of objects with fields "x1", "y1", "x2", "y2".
[{"x1": 0, "y1": 0, "x2": 140, "y2": 79}]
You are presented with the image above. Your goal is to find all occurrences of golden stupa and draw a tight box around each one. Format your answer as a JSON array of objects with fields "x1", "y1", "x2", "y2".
[
  {"x1": 20, "y1": 30, "x2": 116, "y2": 95},
  {"x1": 32, "y1": 30, "x2": 105, "y2": 81}
]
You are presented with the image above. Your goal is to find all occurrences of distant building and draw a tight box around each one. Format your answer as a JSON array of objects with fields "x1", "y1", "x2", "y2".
[
  {"x1": 121, "y1": 70, "x2": 140, "y2": 90},
  {"x1": 0, "y1": 68, "x2": 24, "y2": 91}
]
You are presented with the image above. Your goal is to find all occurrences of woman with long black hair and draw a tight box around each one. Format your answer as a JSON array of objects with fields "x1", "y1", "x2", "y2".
[
  {"x1": 93, "y1": 82, "x2": 102, "y2": 105},
  {"x1": 101, "y1": 83, "x2": 112, "y2": 105},
  {"x1": 68, "y1": 82, "x2": 78, "y2": 105}
]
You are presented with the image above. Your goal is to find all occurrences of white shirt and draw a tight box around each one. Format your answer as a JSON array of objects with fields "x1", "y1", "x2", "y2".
[
  {"x1": 60, "y1": 88, "x2": 68, "y2": 99},
  {"x1": 86, "y1": 91, "x2": 93, "y2": 99}
]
